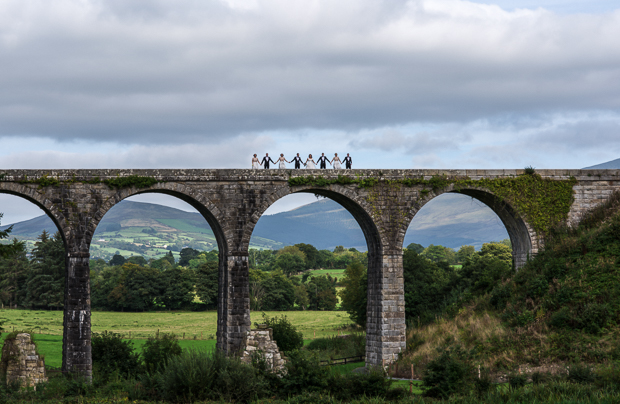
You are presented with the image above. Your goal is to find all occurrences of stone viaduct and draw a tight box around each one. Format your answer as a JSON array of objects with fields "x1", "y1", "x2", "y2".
[{"x1": 1, "y1": 168, "x2": 619, "y2": 379}]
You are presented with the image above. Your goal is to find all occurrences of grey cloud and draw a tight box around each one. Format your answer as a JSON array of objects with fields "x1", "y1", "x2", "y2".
[
  {"x1": 351, "y1": 129, "x2": 464, "y2": 154},
  {"x1": 0, "y1": 135, "x2": 272, "y2": 169},
  {"x1": 0, "y1": 0, "x2": 619, "y2": 143}
]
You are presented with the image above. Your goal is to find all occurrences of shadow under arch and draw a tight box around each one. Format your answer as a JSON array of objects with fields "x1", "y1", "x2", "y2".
[
  {"x1": 246, "y1": 184, "x2": 392, "y2": 365},
  {"x1": 407, "y1": 186, "x2": 535, "y2": 269}
]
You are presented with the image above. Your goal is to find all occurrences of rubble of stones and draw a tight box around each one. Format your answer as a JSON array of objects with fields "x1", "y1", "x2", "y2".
[
  {"x1": 1, "y1": 333, "x2": 47, "y2": 389},
  {"x1": 241, "y1": 325, "x2": 286, "y2": 373}
]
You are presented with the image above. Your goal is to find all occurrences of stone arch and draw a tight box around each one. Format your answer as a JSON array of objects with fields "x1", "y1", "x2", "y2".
[
  {"x1": 88, "y1": 183, "x2": 228, "y2": 257},
  {"x1": 243, "y1": 184, "x2": 385, "y2": 255},
  {"x1": 0, "y1": 182, "x2": 69, "y2": 248},
  {"x1": 245, "y1": 183, "x2": 404, "y2": 367},
  {"x1": 404, "y1": 185, "x2": 537, "y2": 269}
]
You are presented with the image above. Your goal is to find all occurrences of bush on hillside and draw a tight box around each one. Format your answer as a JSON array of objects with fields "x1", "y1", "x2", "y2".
[{"x1": 421, "y1": 346, "x2": 472, "y2": 398}]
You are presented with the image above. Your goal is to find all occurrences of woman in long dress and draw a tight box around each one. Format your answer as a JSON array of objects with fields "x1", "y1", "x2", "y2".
[
  {"x1": 276, "y1": 153, "x2": 290, "y2": 169},
  {"x1": 331, "y1": 153, "x2": 342, "y2": 169},
  {"x1": 251, "y1": 154, "x2": 262, "y2": 169},
  {"x1": 305, "y1": 154, "x2": 316, "y2": 169}
]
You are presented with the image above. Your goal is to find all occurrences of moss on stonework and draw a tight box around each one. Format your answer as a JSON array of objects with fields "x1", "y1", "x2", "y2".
[
  {"x1": 102, "y1": 175, "x2": 159, "y2": 189},
  {"x1": 288, "y1": 173, "x2": 577, "y2": 235},
  {"x1": 14, "y1": 174, "x2": 159, "y2": 190}
]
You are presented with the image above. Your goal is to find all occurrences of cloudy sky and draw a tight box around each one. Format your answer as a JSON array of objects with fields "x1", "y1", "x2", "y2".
[{"x1": 1, "y1": 0, "x2": 620, "y2": 224}]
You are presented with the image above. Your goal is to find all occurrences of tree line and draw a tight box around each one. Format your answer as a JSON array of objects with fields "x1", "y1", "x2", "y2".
[
  {"x1": 1, "y1": 211, "x2": 513, "y2": 320},
  {"x1": 339, "y1": 241, "x2": 514, "y2": 328}
]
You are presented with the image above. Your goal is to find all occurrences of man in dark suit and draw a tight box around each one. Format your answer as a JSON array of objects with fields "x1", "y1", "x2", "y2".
[
  {"x1": 318, "y1": 153, "x2": 330, "y2": 169},
  {"x1": 261, "y1": 153, "x2": 275, "y2": 169},
  {"x1": 343, "y1": 153, "x2": 352, "y2": 169},
  {"x1": 292, "y1": 153, "x2": 304, "y2": 169}
]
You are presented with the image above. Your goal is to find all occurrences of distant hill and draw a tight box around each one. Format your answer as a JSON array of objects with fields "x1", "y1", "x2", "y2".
[
  {"x1": 2, "y1": 194, "x2": 510, "y2": 253},
  {"x1": 253, "y1": 194, "x2": 508, "y2": 250},
  {"x1": 583, "y1": 157, "x2": 620, "y2": 169}
]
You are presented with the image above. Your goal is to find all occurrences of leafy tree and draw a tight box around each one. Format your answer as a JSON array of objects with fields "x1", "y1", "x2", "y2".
[
  {"x1": 26, "y1": 231, "x2": 65, "y2": 309},
  {"x1": 195, "y1": 261, "x2": 218, "y2": 308},
  {"x1": 90, "y1": 258, "x2": 107, "y2": 272},
  {"x1": 127, "y1": 255, "x2": 147, "y2": 266},
  {"x1": 404, "y1": 249, "x2": 458, "y2": 325},
  {"x1": 293, "y1": 284, "x2": 309, "y2": 310},
  {"x1": 109, "y1": 254, "x2": 126, "y2": 266},
  {"x1": 260, "y1": 270, "x2": 296, "y2": 310},
  {"x1": 159, "y1": 266, "x2": 194, "y2": 310},
  {"x1": 318, "y1": 250, "x2": 335, "y2": 268},
  {"x1": 0, "y1": 212, "x2": 15, "y2": 258},
  {"x1": 307, "y1": 275, "x2": 338, "y2": 310},
  {"x1": 422, "y1": 244, "x2": 456, "y2": 264},
  {"x1": 109, "y1": 263, "x2": 162, "y2": 311},
  {"x1": 478, "y1": 242, "x2": 513, "y2": 263},
  {"x1": 179, "y1": 247, "x2": 200, "y2": 267},
  {"x1": 165, "y1": 250, "x2": 175, "y2": 265},
  {"x1": 295, "y1": 243, "x2": 320, "y2": 269},
  {"x1": 278, "y1": 245, "x2": 306, "y2": 261},
  {"x1": 456, "y1": 245, "x2": 476, "y2": 263},
  {"x1": 339, "y1": 261, "x2": 367, "y2": 327},
  {"x1": 274, "y1": 253, "x2": 305, "y2": 275},
  {"x1": 406, "y1": 243, "x2": 425, "y2": 254},
  {"x1": 460, "y1": 243, "x2": 512, "y2": 294},
  {"x1": 333, "y1": 245, "x2": 346, "y2": 254},
  {"x1": 0, "y1": 239, "x2": 29, "y2": 308}
]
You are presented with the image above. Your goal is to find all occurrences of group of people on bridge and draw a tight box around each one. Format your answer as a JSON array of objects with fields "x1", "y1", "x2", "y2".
[{"x1": 252, "y1": 152, "x2": 352, "y2": 170}]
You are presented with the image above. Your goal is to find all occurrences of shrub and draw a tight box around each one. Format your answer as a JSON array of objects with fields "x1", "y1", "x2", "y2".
[
  {"x1": 579, "y1": 303, "x2": 611, "y2": 334},
  {"x1": 508, "y1": 373, "x2": 527, "y2": 389},
  {"x1": 329, "y1": 367, "x2": 393, "y2": 400},
  {"x1": 91, "y1": 331, "x2": 141, "y2": 380},
  {"x1": 156, "y1": 350, "x2": 266, "y2": 403},
  {"x1": 567, "y1": 363, "x2": 596, "y2": 384},
  {"x1": 531, "y1": 371, "x2": 547, "y2": 385},
  {"x1": 278, "y1": 350, "x2": 330, "y2": 395},
  {"x1": 259, "y1": 313, "x2": 303, "y2": 352},
  {"x1": 422, "y1": 347, "x2": 472, "y2": 398},
  {"x1": 142, "y1": 333, "x2": 182, "y2": 373}
]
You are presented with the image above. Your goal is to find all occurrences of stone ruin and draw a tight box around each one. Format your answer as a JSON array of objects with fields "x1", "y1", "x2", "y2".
[
  {"x1": 240, "y1": 325, "x2": 285, "y2": 372},
  {"x1": 1, "y1": 333, "x2": 47, "y2": 389}
]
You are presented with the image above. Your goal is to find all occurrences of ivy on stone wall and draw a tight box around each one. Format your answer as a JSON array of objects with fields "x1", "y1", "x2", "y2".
[
  {"x1": 102, "y1": 175, "x2": 159, "y2": 189},
  {"x1": 288, "y1": 173, "x2": 577, "y2": 235}
]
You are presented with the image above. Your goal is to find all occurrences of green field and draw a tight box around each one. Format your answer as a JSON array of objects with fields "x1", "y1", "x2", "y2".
[
  {"x1": 1, "y1": 309, "x2": 354, "y2": 340},
  {"x1": 0, "y1": 309, "x2": 356, "y2": 370}
]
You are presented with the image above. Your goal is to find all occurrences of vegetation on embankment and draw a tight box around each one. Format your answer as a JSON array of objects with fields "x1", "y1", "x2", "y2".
[{"x1": 393, "y1": 191, "x2": 620, "y2": 379}]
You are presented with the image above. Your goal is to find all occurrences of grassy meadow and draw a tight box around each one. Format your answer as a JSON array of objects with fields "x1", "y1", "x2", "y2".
[{"x1": 0, "y1": 308, "x2": 356, "y2": 368}]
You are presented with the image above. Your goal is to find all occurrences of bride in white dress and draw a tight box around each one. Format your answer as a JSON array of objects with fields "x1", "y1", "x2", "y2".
[
  {"x1": 331, "y1": 153, "x2": 342, "y2": 169},
  {"x1": 305, "y1": 154, "x2": 316, "y2": 169},
  {"x1": 277, "y1": 153, "x2": 290, "y2": 169},
  {"x1": 251, "y1": 154, "x2": 261, "y2": 169}
]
